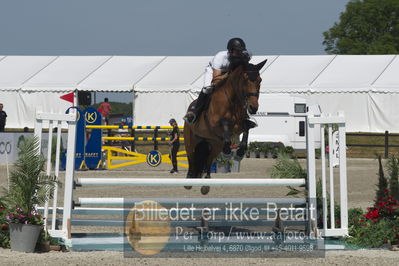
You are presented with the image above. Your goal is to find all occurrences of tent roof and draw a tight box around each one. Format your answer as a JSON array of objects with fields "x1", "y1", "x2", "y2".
[
  {"x1": 310, "y1": 55, "x2": 397, "y2": 92},
  {"x1": 78, "y1": 56, "x2": 165, "y2": 92},
  {"x1": 134, "y1": 56, "x2": 212, "y2": 92},
  {"x1": 0, "y1": 55, "x2": 399, "y2": 93},
  {"x1": 0, "y1": 56, "x2": 57, "y2": 91},
  {"x1": 22, "y1": 56, "x2": 111, "y2": 92},
  {"x1": 372, "y1": 55, "x2": 399, "y2": 89},
  {"x1": 259, "y1": 55, "x2": 335, "y2": 93}
]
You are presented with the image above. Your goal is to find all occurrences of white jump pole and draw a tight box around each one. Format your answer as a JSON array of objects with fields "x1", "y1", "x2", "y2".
[
  {"x1": 77, "y1": 197, "x2": 307, "y2": 206},
  {"x1": 51, "y1": 120, "x2": 62, "y2": 231},
  {"x1": 306, "y1": 113, "x2": 317, "y2": 236},
  {"x1": 338, "y1": 111, "x2": 348, "y2": 234},
  {"x1": 62, "y1": 110, "x2": 78, "y2": 240},
  {"x1": 44, "y1": 120, "x2": 54, "y2": 231},
  {"x1": 76, "y1": 178, "x2": 306, "y2": 187}
]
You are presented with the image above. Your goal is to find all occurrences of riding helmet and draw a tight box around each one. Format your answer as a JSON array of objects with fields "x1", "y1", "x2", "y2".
[
  {"x1": 227, "y1": 38, "x2": 246, "y2": 52},
  {"x1": 169, "y1": 118, "x2": 177, "y2": 124}
]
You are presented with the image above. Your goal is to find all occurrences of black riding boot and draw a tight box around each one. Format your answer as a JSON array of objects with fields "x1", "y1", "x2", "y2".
[
  {"x1": 184, "y1": 91, "x2": 209, "y2": 124},
  {"x1": 243, "y1": 119, "x2": 257, "y2": 130}
]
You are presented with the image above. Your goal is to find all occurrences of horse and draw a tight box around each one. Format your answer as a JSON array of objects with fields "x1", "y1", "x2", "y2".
[{"x1": 184, "y1": 59, "x2": 267, "y2": 195}]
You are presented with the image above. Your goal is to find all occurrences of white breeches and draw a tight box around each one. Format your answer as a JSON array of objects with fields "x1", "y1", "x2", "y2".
[{"x1": 202, "y1": 65, "x2": 213, "y2": 94}]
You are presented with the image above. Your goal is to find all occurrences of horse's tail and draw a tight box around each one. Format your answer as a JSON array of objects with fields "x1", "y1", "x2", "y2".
[{"x1": 193, "y1": 140, "x2": 210, "y2": 178}]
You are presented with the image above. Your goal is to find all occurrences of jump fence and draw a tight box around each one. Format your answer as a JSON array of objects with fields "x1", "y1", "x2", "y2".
[{"x1": 34, "y1": 109, "x2": 349, "y2": 250}]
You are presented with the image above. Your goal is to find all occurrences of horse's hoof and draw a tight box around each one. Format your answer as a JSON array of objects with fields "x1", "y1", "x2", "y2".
[
  {"x1": 184, "y1": 186, "x2": 192, "y2": 190},
  {"x1": 201, "y1": 186, "x2": 210, "y2": 195}
]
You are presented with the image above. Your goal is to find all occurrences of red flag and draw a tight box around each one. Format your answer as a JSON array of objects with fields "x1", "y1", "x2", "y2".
[{"x1": 60, "y1": 92, "x2": 75, "y2": 103}]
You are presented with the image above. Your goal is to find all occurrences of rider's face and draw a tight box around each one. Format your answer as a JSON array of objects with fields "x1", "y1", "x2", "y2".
[{"x1": 231, "y1": 49, "x2": 240, "y2": 56}]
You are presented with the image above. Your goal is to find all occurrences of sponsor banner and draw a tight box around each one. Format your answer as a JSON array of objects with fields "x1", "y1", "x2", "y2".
[
  {"x1": 0, "y1": 133, "x2": 32, "y2": 164},
  {"x1": 0, "y1": 132, "x2": 67, "y2": 164}
]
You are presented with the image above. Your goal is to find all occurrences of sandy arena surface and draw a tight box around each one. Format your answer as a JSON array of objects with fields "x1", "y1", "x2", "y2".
[{"x1": 1, "y1": 158, "x2": 398, "y2": 265}]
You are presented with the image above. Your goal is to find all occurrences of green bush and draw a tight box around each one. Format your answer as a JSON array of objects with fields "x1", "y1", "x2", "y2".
[
  {"x1": 345, "y1": 156, "x2": 399, "y2": 248},
  {"x1": 272, "y1": 154, "x2": 341, "y2": 228},
  {"x1": 348, "y1": 208, "x2": 364, "y2": 224},
  {"x1": 215, "y1": 154, "x2": 233, "y2": 166},
  {"x1": 284, "y1": 146, "x2": 294, "y2": 155},
  {"x1": 271, "y1": 153, "x2": 306, "y2": 179},
  {"x1": 346, "y1": 217, "x2": 399, "y2": 248},
  {"x1": 387, "y1": 156, "x2": 399, "y2": 201},
  {"x1": 376, "y1": 155, "x2": 389, "y2": 205},
  {"x1": 247, "y1": 142, "x2": 260, "y2": 153},
  {"x1": 258, "y1": 143, "x2": 273, "y2": 154}
]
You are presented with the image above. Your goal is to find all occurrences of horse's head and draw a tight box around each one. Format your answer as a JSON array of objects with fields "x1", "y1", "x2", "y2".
[{"x1": 242, "y1": 59, "x2": 267, "y2": 114}]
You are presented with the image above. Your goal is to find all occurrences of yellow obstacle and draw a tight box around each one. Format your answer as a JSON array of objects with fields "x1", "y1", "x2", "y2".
[
  {"x1": 103, "y1": 146, "x2": 188, "y2": 169},
  {"x1": 87, "y1": 125, "x2": 184, "y2": 130},
  {"x1": 103, "y1": 137, "x2": 184, "y2": 141},
  {"x1": 87, "y1": 124, "x2": 187, "y2": 169}
]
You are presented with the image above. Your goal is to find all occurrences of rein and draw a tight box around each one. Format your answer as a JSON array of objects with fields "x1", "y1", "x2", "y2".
[
  {"x1": 203, "y1": 67, "x2": 259, "y2": 139},
  {"x1": 226, "y1": 69, "x2": 259, "y2": 113}
]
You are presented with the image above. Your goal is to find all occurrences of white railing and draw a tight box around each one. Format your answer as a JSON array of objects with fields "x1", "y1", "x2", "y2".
[
  {"x1": 307, "y1": 111, "x2": 348, "y2": 237},
  {"x1": 34, "y1": 109, "x2": 77, "y2": 241}
]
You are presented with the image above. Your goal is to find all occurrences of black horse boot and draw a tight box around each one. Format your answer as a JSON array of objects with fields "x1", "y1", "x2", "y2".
[{"x1": 184, "y1": 90, "x2": 209, "y2": 124}]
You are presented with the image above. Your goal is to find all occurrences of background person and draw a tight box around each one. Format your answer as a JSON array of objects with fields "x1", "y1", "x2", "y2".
[
  {"x1": 98, "y1": 98, "x2": 112, "y2": 125},
  {"x1": 168, "y1": 118, "x2": 180, "y2": 173},
  {"x1": 0, "y1": 103, "x2": 7, "y2": 132}
]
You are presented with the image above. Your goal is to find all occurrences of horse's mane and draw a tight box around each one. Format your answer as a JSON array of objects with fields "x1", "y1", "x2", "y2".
[{"x1": 214, "y1": 59, "x2": 250, "y2": 89}]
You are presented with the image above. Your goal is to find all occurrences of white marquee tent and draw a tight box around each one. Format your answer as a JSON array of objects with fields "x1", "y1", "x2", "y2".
[{"x1": 1, "y1": 55, "x2": 399, "y2": 132}]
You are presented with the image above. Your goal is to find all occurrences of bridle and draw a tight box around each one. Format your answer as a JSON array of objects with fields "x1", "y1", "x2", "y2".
[
  {"x1": 204, "y1": 67, "x2": 260, "y2": 139},
  {"x1": 230, "y1": 70, "x2": 260, "y2": 108}
]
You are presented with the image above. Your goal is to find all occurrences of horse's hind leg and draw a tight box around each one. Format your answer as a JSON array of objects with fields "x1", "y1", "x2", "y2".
[
  {"x1": 184, "y1": 155, "x2": 194, "y2": 190},
  {"x1": 200, "y1": 143, "x2": 222, "y2": 195},
  {"x1": 201, "y1": 167, "x2": 211, "y2": 195},
  {"x1": 184, "y1": 123, "x2": 195, "y2": 190},
  {"x1": 200, "y1": 164, "x2": 212, "y2": 195}
]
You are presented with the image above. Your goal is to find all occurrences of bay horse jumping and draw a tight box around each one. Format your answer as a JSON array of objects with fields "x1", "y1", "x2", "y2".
[{"x1": 184, "y1": 59, "x2": 267, "y2": 195}]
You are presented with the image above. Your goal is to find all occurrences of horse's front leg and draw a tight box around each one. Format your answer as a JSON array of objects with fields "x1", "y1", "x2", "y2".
[
  {"x1": 236, "y1": 129, "x2": 249, "y2": 158},
  {"x1": 220, "y1": 118, "x2": 232, "y2": 155},
  {"x1": 237, "y1": 119, "x2": 256, "y2": 158}
]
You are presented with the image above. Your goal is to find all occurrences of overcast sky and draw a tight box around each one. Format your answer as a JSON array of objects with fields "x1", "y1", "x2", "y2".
[{"x1": 0, "y1": 0, "x2": 350, "y2": 102}]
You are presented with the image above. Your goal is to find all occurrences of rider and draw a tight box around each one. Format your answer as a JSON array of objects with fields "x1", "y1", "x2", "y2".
[{"x1": 183, "y1": 38, "x2": 255, "y2": 129}]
